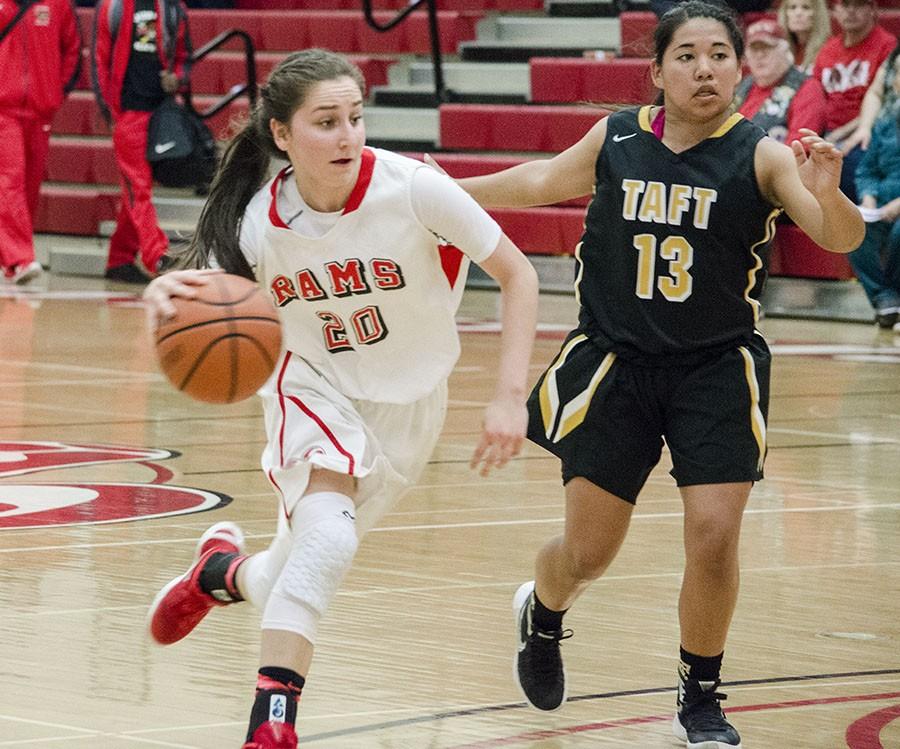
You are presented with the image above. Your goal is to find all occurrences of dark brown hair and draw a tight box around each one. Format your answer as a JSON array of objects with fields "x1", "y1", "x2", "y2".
[
  {"x1": 654, "y1": 0, "x2": 745, "y2": 65},
  {"x1": 177, "y1": 49, "x2": 365, "y2": 278}
]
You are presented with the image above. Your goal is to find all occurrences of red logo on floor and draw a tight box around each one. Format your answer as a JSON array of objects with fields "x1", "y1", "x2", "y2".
[{"x1": 0, "y1": 441, "x2": 230, "y2": 529}]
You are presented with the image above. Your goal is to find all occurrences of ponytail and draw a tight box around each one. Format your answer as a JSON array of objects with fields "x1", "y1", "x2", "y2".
[{"x1": 177, "y1": 106, "x2": 275, "y2": 278}]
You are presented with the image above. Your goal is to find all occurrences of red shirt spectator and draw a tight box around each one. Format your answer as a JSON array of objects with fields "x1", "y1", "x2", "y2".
[{"x1": 812, "y1": 0, "x2": 896, "y2": 134}]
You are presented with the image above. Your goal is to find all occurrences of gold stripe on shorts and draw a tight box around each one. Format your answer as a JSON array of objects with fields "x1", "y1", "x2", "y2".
[
  {"x1": 738, "y1": 345, "x2": 766, "y2": 470},
  {"x1": 539, "y1": 334, "x2": 588, "y2": 439},
  {"x1": 554, "y1": 352, "x2": 616, "y2": 443}
]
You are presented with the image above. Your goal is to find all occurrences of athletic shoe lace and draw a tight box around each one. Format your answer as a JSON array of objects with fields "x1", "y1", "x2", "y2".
[
  {"x1": 528, "y1": 628, "x2": 573, "y2": 674},
  {"x1": 683, "y1": 686, "x2": 731, "y2": 731}
]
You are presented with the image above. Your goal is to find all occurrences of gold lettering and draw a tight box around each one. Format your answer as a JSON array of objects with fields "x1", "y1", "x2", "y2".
[
  {"x1": 692, "y1": 187, "x2": 718, "y2": 229},
  {"x1": 668, "y1": 184, "x2": 693, "y2": 226},
  {"x1": 637, "y1": 181, "x2": 667, "y2": 224},
  {"x1": 621, "y1": 179, "x2": 645, "y2": 221}
]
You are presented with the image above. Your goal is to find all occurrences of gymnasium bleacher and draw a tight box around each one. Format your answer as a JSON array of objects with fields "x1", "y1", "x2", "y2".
[{"x1": 39, "y1": 0, "x2": 900, "y2": 305}]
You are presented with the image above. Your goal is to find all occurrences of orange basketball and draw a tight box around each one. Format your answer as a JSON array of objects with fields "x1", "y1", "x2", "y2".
[{"x1": 154, "y1": 273, "x2": 282, "y2": 404}]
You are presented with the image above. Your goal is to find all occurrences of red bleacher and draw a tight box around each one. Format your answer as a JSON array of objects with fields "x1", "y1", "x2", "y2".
[
  {"x1": 35, "y1": 186, "x2": 119, "y2": 237},
  {"x1": 769, "y1": 224, "x2": 854, "y2": 280},
  {"x1": 440, "y1": 104, "x2": 608, "y2": 151},
  {"x1": 185, "y1": 9, "x2": 479, "y2": 54},
  {"x1": 530, "y1": 57, "x2": 653, "y2": 104}
]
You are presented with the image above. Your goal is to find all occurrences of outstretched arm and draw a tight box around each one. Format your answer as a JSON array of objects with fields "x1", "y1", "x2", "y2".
[
  {"x1": 757, "y1": 130, "x2": 864, "y2": 253},
  {"x1": 429, "y1": 116, "x2": 608, "y2": 209}
]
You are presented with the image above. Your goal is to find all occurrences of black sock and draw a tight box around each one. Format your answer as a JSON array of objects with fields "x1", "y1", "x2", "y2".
[
  {"x1": 532, "y1": 590, "x2": 567, "y2": 632},
  {"x1": 679, "y1": 646, "x2": 723, "y2": 683},
  {"x1": 198, "y1": 552, "x2": 245, "y2": 602},
  {"x1": 246, "y1": 667, "x2": 305, "y2": 740}
]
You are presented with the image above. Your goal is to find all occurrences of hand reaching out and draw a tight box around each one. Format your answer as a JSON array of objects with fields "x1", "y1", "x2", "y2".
[{"x1": 791, "y1": 130, "x2": 843, "y2": 198}]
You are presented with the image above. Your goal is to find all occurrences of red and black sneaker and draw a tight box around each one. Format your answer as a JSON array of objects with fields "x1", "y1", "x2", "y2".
[
  {"x1": 147, "y1": 521, "x2": 245, "y2": 645},
  {"x1": 243, "y1": 721, "x2": 299, "y2": 749}
]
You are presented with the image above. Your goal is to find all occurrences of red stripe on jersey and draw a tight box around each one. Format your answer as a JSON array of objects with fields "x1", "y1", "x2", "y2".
[
  {"x1": 342, "y1": 148, "x2": 375, "y2": 215},
  {"x1": 439, "y1": 244, "x2": 464, "y2": 288},
  {"x1": 274, "y1": 353, "x2": 292, "y2": 467},
  {"x1": 268, "y1": 167, "x2": 292, "y2": 229},
  {"x1": 266, "y1": 469, "x2": 291, "y2": 522},
  {"x1": 286, "y1": 395, "x2": 356, "y2": 475},
  {"x1": 268, "y1": 150, "x2": 373, "y2": 225}
]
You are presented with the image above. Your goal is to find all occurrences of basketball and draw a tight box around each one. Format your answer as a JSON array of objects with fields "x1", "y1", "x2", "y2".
[{"x1": 154, "y1": 273, "x2": 282, "y2": 404}]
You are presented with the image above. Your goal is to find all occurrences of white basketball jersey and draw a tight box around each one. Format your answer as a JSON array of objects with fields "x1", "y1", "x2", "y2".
[{"x1": 242, "y1": 148, "x2": 495, "y2": 403}]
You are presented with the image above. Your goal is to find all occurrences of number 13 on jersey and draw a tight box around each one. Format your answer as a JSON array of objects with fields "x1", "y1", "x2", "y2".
[{"x1": 633, "y1": 234, "x2": 694, "y2": 302}]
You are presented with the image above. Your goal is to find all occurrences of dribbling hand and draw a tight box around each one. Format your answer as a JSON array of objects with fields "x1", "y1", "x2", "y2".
[{"x1": 143, "y1": 268, "x2": 224, "y2": 328}]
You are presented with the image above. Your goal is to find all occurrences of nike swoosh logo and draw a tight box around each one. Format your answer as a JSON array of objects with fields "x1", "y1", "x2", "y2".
[
  {"x1": 154, "y1": 141, "x2": 177, "y2": 154},
  {"x1": 612, "y1": 133, "x2": 637, "y2": 142}
]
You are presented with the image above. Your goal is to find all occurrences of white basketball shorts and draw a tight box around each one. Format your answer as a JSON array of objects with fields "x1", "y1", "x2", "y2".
[{"x1": 258, "y1": 352, "x2": 448, "y2": 534}]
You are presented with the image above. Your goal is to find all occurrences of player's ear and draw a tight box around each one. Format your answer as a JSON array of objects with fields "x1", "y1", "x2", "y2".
[
  {"x1": 650, "y1": 61, "x2": 663, "y2": 91},
  {"x1": 270, "y1": 118, "x2": 290, "y2": 152}
]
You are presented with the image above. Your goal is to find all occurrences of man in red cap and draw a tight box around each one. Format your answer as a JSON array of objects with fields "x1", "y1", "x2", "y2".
[
  {"x1": 735, "y1": 19, "x2": 827, "y2": 144},
  {"x1": 0, "y1": 0, "x2": 81, "y2": 285},
  {"x1": 812, "y1": 0, "x2": 896, "y2": 202}
]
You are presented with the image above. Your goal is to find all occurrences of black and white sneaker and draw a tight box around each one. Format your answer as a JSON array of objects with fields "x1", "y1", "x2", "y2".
[
  {"x1": 673, "y1": 677, "x2": 742, "y2": 748},
  {"x1": 512, "y1": 580, "x2": 572, "y2": 711}
]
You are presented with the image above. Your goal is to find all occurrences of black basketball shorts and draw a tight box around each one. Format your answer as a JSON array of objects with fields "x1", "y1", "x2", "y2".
[{"x1": 526, "y1": 331, "x2": 771, "y2": 503}]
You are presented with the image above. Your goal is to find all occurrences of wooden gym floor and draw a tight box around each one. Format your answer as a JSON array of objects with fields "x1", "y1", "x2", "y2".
[{"x1": 0, "y1": 271, "x2": 898, "y2": 748}]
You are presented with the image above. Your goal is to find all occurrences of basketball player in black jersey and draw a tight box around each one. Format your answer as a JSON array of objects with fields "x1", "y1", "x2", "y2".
[{"x1": 430, "y1": 2, "x2": 863, "y2": 747}]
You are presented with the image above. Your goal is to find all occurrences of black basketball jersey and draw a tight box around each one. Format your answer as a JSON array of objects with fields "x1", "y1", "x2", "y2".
[{"x1": 576, "y1": 106, "x2": 780, "y2": 364}]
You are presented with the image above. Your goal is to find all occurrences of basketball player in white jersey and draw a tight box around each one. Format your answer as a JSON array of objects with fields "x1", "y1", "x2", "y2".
[{"x1": 142, "y1": 49, "x2": 538, "y2": 749}]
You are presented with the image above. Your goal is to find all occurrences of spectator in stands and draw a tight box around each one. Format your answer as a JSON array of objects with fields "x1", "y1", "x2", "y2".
[
  {"x1": 778, "y1": 0, "x2": 832, "y2": 71},
  {"x1": 812, "y1": 0, "x2": 896, "y2": 202},
  {"x1": 0, "y1": 0, "x2": 81, "y2": 285},
  {"x1": 851, "y1": 66, "x2": 900, "y2": 328},
  {"x1": 735, "y1": 19, "x2": 827, "y2": 143},
  {"x1": 91, "y1": 0, "x2": 192, "y2": 283},
  {"x1": 841, "y1": 39, "x2": 900, "y2": 151},
  {"x1": 430, "y1": 2, "x2": 863, "y2": 748}
]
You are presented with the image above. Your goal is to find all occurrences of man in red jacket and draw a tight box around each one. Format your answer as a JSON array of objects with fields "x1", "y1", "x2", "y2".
[
  {"x1": 92, "y1": 0, "x2": 191, "y2": 282},
  {"x1": 0, "y1": 0, "x2": 81, "y2": 285}
]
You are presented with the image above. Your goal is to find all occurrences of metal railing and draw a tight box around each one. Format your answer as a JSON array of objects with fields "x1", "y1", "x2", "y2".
[
  {"x1": 184, "y1": 29, "x2": 259, "y2": 119},
  {"x1": 361, "y1": 0, "x2": 451, "y2": 104}
]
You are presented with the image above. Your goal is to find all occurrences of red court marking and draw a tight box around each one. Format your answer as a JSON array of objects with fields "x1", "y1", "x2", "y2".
[
  {"x1": 449, "y1": 692, "x2": 900, "y2": 749},
  {"x1": 846, "y1": 702, "x2": 900, "y2": 749},
  {"x1": 138, "y1": 460, "x2": 175, "y2": 485}
]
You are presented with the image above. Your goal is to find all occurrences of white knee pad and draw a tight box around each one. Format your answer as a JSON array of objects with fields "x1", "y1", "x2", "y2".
[{"x1": 262, "y1": 492, "x2": 358, "y2": 643}]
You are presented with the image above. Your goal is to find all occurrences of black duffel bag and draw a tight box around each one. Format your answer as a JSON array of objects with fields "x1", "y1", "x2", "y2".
[{"x1": 146, "y1": 98, "x2": 217, "y2": 190}]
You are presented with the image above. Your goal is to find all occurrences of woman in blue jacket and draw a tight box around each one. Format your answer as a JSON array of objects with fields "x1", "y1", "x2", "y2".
[{"x1": 853, "y1": 83, "x2": 900, "y2": 329}]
